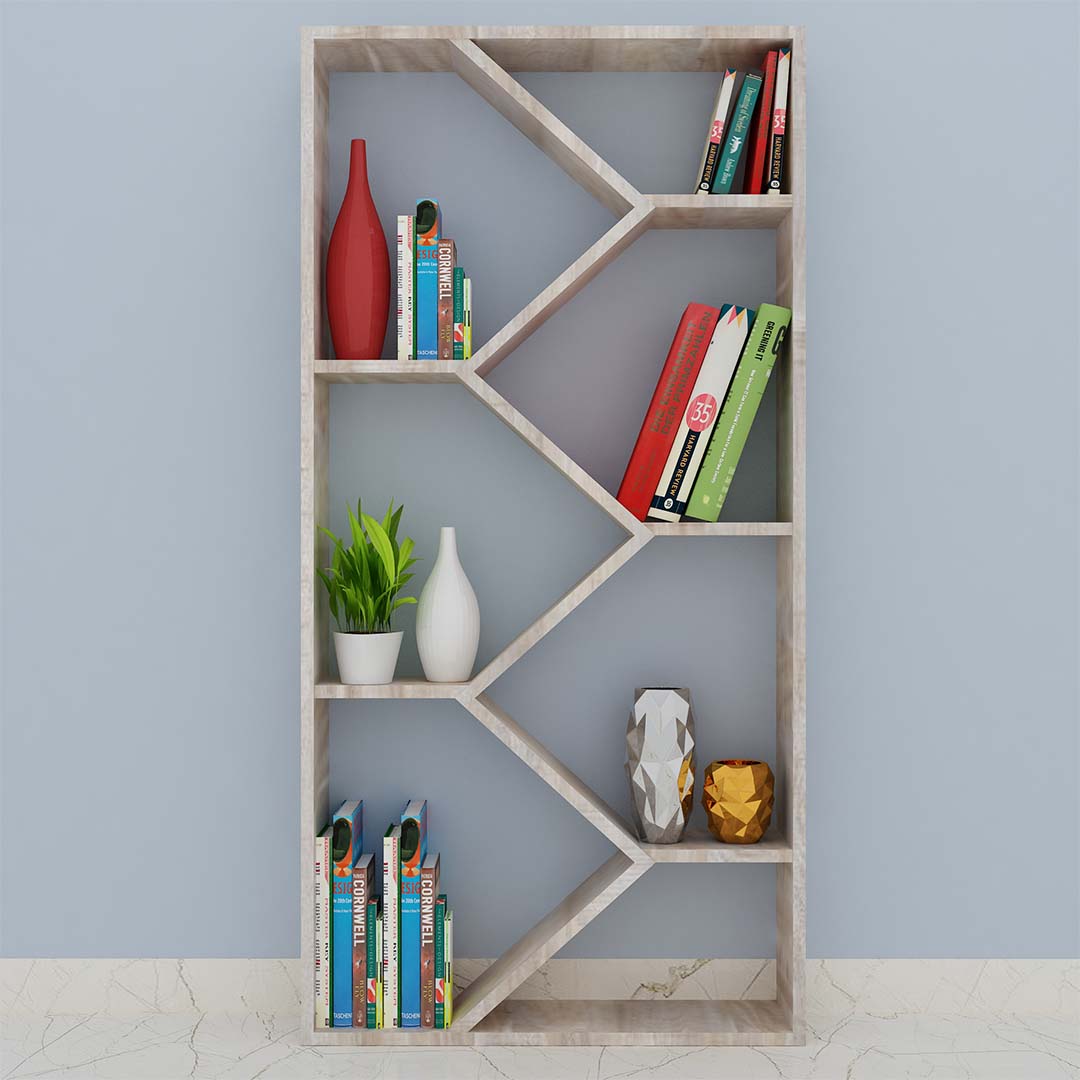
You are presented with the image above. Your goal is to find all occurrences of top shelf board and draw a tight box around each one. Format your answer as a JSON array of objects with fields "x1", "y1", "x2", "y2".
[{"x1": 308, "y1": 25, "x2": 796, "y2": 73}]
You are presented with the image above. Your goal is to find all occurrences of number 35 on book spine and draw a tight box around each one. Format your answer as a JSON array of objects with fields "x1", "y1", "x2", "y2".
[{"x1": 647, "y1": 304, "x2": 752, "y2": 522}]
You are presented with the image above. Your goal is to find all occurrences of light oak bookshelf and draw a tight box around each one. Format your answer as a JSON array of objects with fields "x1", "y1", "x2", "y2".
[{"x1": 301, "y1": 24, "x2": 806, "y2": 1047}]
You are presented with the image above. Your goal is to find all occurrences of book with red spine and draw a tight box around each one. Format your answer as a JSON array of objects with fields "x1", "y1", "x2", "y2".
[
  {"x1": 420, "y1": 853, "x2": 440, "y2": 1028},
  {"x1": 617, "y1": 304, "x2": 721, "y2": 521},
  {"x1": 437, "y1": 239, "x2": 456, "y2": 360},
  {"x1": 351, "y1": 853, "x2": 373, "y2": 1027},
  {"x1": 743, "y1": 51, "x2": 778, "y2": 194}
]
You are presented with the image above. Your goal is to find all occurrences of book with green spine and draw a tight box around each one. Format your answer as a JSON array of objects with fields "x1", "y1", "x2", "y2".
[
  {"x1": 685, "y1": 303, "x2": 791, "y2": 521},
  {"x1": 712, "y1": 72, "x2": 762, "y2": 193},
  {"x1": 434, "y1": 894, "x2": 447, "y2": 1028},
  {"x1": 365, "y1": 899, "x2": 378, "y2": 1028}
]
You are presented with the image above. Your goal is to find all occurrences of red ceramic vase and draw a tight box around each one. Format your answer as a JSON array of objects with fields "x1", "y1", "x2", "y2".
[{"x1": 325, "y1": 139, "x2": 390, "y2": 360}]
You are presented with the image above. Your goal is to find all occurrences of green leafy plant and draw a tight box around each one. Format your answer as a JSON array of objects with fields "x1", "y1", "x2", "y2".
[{"x1": 317, "y1": 499, "x2": 418, "y2": 634}]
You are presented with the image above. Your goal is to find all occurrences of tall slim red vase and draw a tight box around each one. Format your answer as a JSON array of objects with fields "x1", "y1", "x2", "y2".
[{"x1": 325, "y1": 139, "x2": 390, "y2": 360}]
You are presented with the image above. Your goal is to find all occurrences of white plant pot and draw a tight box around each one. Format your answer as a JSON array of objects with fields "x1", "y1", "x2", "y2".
[
  {"x1": 415, "y1": 526, "x2": 480, "y2": 682},
  {"x1": 334, "y1": 630, "x2": 403, "y2": 685}
]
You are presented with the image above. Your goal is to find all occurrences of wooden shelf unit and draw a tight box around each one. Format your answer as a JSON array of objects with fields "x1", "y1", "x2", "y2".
[{"x1": 301, "y1": 24, "x2": 805, "y2": 1047}]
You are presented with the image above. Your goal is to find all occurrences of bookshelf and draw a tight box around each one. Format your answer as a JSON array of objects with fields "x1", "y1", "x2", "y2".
[{"x1": 301, "y1": 25, "x2": 805, "y2": 1047}]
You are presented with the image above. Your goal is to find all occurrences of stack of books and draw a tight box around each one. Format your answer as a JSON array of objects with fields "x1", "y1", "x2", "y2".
[
  {"x1": 313, "y1": 798, "x2": 455, "y2": 1031},
  {"x1": 617, "y1": 301, "x2": 792, "y2": 523},
  {"x1": 397, "y1": 200, "x2": 473, "y2": 362},
  {"x1": 694, "y1": 46, "x2": 792, "y2": 195}
]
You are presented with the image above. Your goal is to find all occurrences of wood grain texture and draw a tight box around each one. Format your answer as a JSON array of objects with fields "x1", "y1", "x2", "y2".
[
  {"x1": 773, "y1": 29, "x2": 807, "y2": 1041},
  {"x1": 301, "y1": 23, "x2": 806, "y2": 1047},
  {"x1": 314, "y1": 359, "x2": 460, "y2": 382},
  {"x1": 470, "y1": 536, "x2": 649, "y2": 693},
  {"x1": 308, "y1": 26, "x2": 795, "y2": 73},
  {"x1": 641, "y1": 827, "x2": 792, "y2": 863},
  {"x1": 469, "y1": 205, "x2": 653, "y2": 377},
  {"x1": 646, "y1": 521, "x2": 792, "y2": 537},
  {"x1": 647, "y1": 194, "x2": 792, "y2": 229},
  {"x1": 299, "y1": 29, "x2": 329, "y2": 1040},
  {"x1": 465, "y1": 694, "x2": 645, "y2": 862},
  {"x1": 315, "y1": 679, "x2": 471, "y2": 699},
  {"x1": 472, "y1": 998, "x2": 796, "y2": 1045},
  {"x1": 448, "y1": 38, "x2": 639, "y2": 216},
  {"x1": 452, "y1": 853, "x2": 650, "y2": 1030}
]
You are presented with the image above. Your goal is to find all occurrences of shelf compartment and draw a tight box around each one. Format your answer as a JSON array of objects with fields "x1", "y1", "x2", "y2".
[
  {"x1": 314, "y1": 360, "x2": 461, "y2": 383},
  {"x1": 315, "y1": 679, "x2": 470, "y2": 700},
  {"x1": 648, "y1": 195, "x2": 792, "y2": 230},
  {"x1": 308, "y1": 997, "x2": 793, "y2": 1046},
  {"x1": 471, "y1": 997, "x2": 795, "y2": 1046},
  {"x1": 646, "y1": 521, "x2": 792, "y2": 537},
  {"x1": 641, "y1": 827, "x2": 792, "y2": 864}
]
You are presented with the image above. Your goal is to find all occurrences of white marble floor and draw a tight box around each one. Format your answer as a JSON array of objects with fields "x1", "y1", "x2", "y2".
[{"x1": 2, "y1": 959, "x2": 1077, "y2": 1079}]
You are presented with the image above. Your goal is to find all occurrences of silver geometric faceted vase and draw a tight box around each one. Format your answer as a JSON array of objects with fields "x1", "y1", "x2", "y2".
[{"x1": 625, "y1": 687, "x2": 696, "y2": 844}]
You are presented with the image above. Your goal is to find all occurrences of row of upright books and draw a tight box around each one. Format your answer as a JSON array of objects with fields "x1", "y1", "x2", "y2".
[
  {"x1": 694, "y1": 46, "x2": 792, "y2": 195},
  {"x1": 314, "y1": 798, "x2": 454, "y2": 1030},
  {"x1": 397, "y1": 200, "x2": 473, "y2": 362},
  {"x1": 617, "y1": 301, "x2": 791, "y2": 522}
]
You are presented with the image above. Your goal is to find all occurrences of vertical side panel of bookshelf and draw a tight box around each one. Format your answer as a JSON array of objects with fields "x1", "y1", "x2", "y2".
[
  {"x1": 774, "y1": 28, "x2": 807, "y2": 1040},
  {"x1": 300, "y1": 30, "x2": 331, "y2": 1044}
]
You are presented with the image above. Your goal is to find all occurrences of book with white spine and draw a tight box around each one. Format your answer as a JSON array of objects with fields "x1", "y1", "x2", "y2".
[
  {"x1": 397, "y1": 215, "x2": 414, "y2": 360},
  {"x1": 693, "y1": 68, "x2": 738, "y2": 193},
  {"x1": 382, "y1": 824, "x2": 401, "y2": 1027},
  {"x1": 313, "y1": 825, "x2": 332, "y2": 1028},
  {"x1": 647, "y1": 303, "x2": 753, "y2": 522},
  {"x1": 767, "y1": 48, "x2": 791, "y2": 193}
]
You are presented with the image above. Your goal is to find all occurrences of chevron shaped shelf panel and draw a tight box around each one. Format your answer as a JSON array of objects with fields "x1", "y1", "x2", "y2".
[{"x1": 301, "y1": 24, "x2": 805, "y2": 1047}]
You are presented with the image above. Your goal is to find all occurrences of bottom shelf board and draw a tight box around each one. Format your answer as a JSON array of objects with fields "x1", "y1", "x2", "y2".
[{"x1": 308, "y1": 998, "x2": 797, "y2": 1047}]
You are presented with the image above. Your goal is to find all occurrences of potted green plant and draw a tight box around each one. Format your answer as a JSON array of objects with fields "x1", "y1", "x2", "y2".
[{"x1": 317, "y1": 499, "x2": 418, "y2": 684}]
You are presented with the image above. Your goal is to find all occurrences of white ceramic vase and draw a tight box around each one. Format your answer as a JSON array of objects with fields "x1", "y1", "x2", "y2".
[
  {"x1": 334, "y1": 630, "x2": 403, "y2": 685},
  {"x1": 415, "y1": 527, "x2": 479, "y2": 682}
]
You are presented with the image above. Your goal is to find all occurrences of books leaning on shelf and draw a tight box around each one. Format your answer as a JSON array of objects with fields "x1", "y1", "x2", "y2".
[
  {"x1": 693, "y1": 45, "x2": 792, "y2": 195},
  {"x1": 396, "y1": 200, "x2": 473, "y2": 362},
  {"x1": 313, "y1": 798, "x2": 455, "y2": 1031},
  {"x1": 618, "y1": 301, "x2": 792, "y2": 525}
]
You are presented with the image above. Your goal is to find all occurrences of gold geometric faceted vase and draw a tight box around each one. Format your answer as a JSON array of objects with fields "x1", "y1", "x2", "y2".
[{"x1": 701, "y1": 759, "x2": 775, "y2": 843}]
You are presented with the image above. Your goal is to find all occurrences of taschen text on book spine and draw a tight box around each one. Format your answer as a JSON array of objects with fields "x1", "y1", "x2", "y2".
[
  {"x1": 420, "y1": 853, "x2": 440, "y2": 1027},
  {"x1": 331, "y1": 800, "x2": 363, "y2": 1027},
  {"x1": 398, "y1": 800, "x2": 428, "y2": 1028}
]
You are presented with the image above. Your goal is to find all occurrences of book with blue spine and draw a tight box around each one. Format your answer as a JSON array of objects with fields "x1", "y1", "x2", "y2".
[
  {"x1": 712, "y1": 71, "x2": 763, "y2": 193},
  {"x1": 398, "y1": 799, "x2": 428, "y2": 1028},
  {"x1": 331, "y1": 800, "x2": 363, "y2": 1027},
  {"x1": 414, "y1": 200, "x2": 440, "y2": 360}
]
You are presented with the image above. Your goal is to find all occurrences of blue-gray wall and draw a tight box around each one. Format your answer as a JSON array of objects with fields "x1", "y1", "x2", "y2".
[{"x1": 2, "y1": 1, "x2": 1076, "y2": 960}]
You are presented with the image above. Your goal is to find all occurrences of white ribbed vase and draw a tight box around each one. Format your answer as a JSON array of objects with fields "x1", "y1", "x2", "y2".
[{"x1": 415, "y1": 526, "x2": 480, "y2": 683}]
